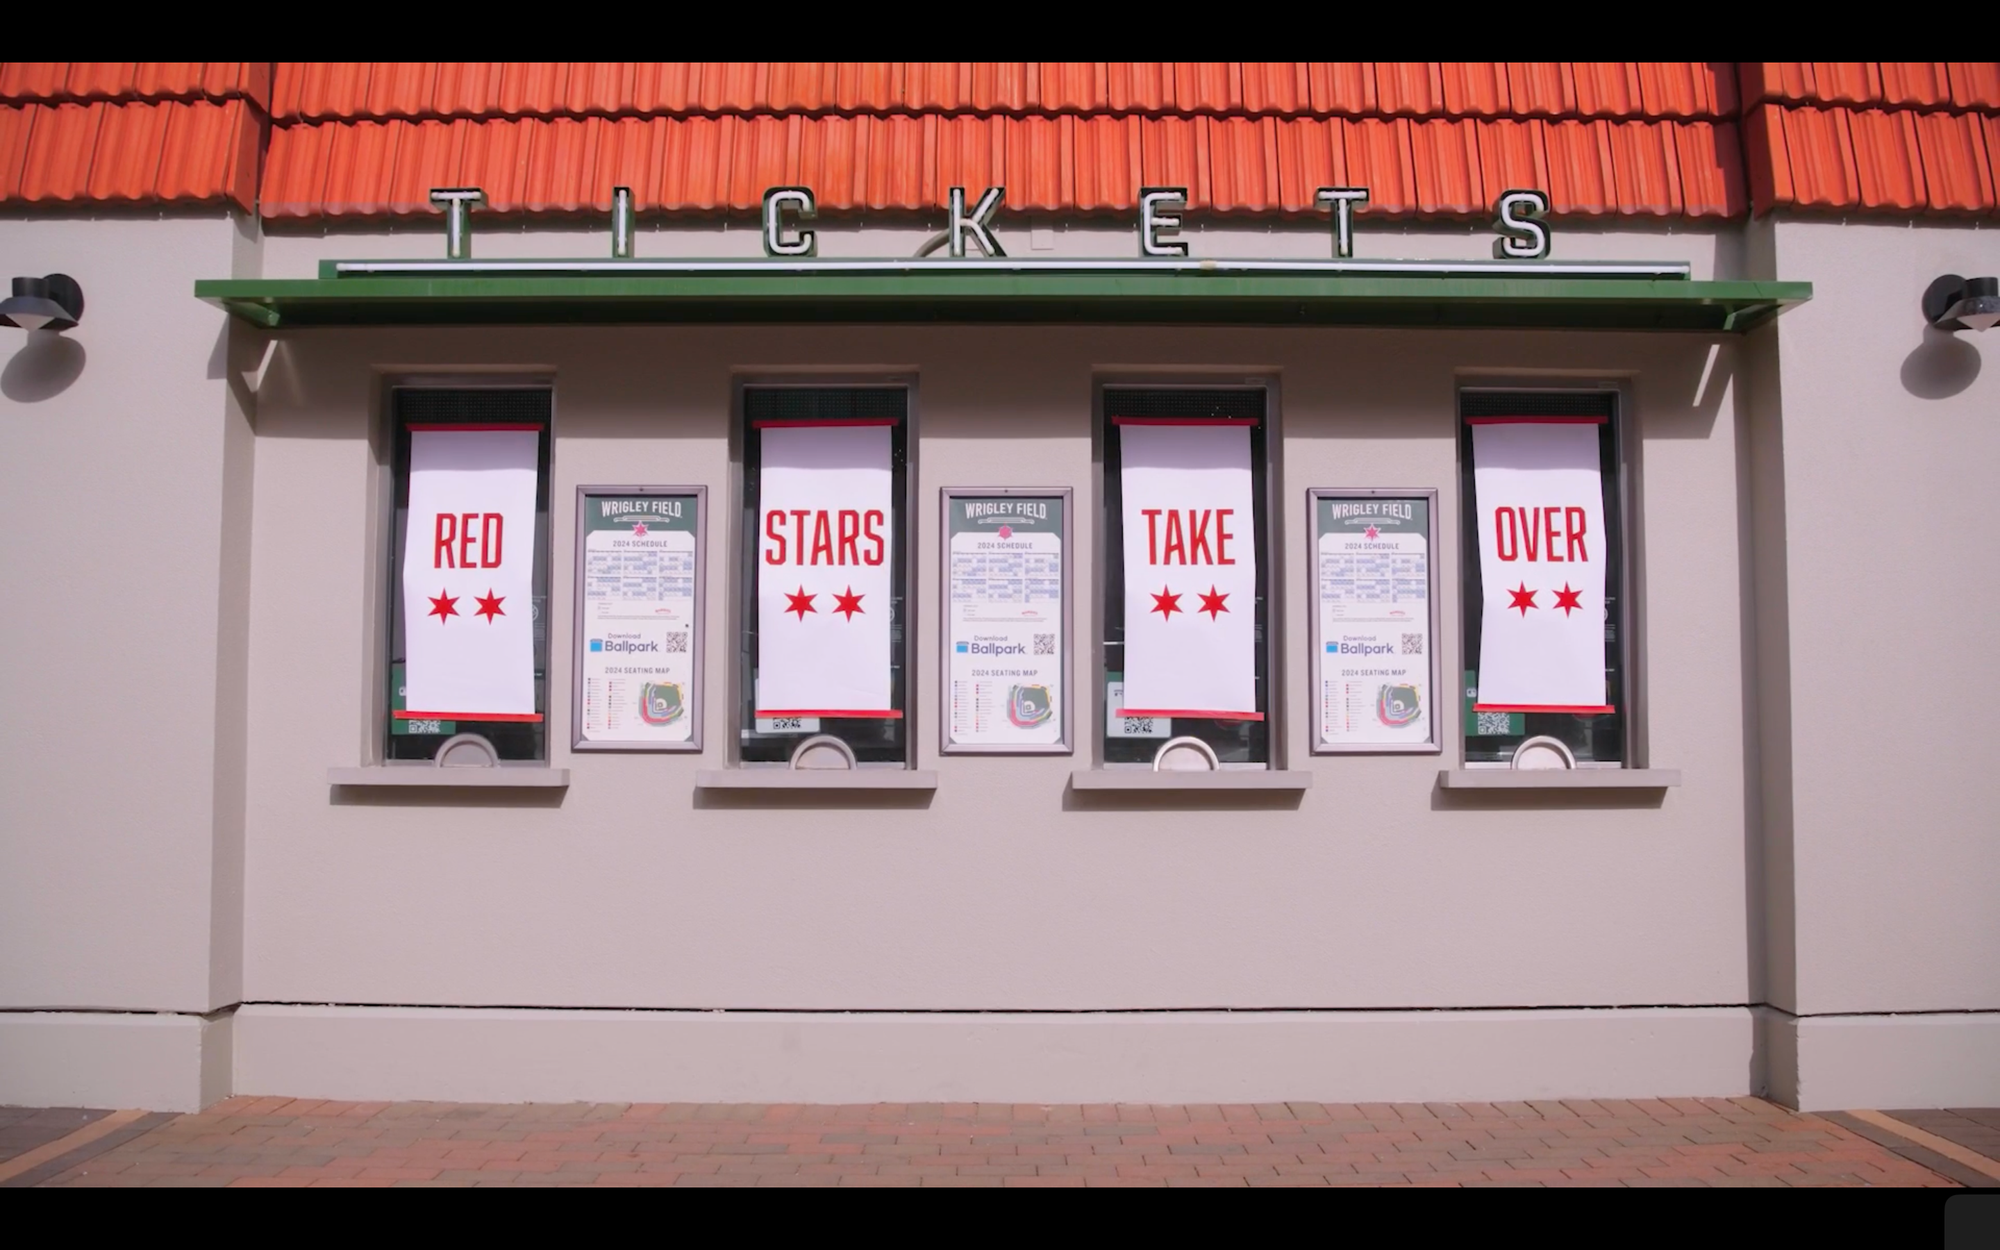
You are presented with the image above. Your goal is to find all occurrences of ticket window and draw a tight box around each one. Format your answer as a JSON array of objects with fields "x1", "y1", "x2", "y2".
[
  {"x1": 1098, "y1": 385, "x2": 1274, "y2": 767},
  {"x1": 736, "y1": 384, "x2": 912, "y2": 766},
  {"x1": 1458, "y1": 388, "x2": 1629, "y2": 766},
  {"x1": 383, "y1": 386, "x2": 553, "y2": 762}
]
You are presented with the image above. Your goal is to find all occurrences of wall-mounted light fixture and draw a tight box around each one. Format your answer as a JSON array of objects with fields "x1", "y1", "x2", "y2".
[
  {"x1": 1923, "y1": 274, "x2": 2000, "y2": 333},
  {"x1": 0, "y1": 274, "x2": 84, "y2": 332}
]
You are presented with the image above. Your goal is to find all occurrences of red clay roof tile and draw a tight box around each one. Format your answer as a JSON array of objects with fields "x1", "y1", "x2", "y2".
[
  {"x1": 1504, "y1": 64, "x2": 1573, "y2": 118},
  {"x1": 1373, "y1": 64, "x2": 1444, "y2": 118},
  {"x1": 0, "y1": 106, "x2": 33, "y2": 198},
  {"x1": 1409, "y1": 118, "x2": 1482, "y2": 214},
  {"x1": 1878, "y1": 63, "x2": 1952, "y2": 108},
  {"x1": 18, "y1": 101, "x2": 102, "y2": 201},
  {"x1": 1847, "y1": 108, "x2": 1926, "y2": 210},
  {"x1": 1474, "y1": 118, "x2": 1545, "y2": 206},
  {"x1": 1674, "y1": 121, "x2": 1746, "y2": 217},
  {"x1": 1606, "y1": 120, "x2": 1681, "y2": 215},
  {"x1": 1947, "y1": 62, "x2": 2000, "y2": 110},
  {"x1": 1571, "y1": 65, "x2": 1643, "y2": 120},
  {"x1": 86, "y1": 98, "x2": 169, "y2": 200},
  {"x1": 1785, "y1": 106, "x2": 1862, "y2": 210},
  {"x1": 1913, "y1": 110, "x2": 1995, "y2": 213},
  {"x1": 1306, "y1": 64, "x2": 1374, "y2": 116},
  {"x1": 1440, "y1": 64, "x2": 1510, "y2": 118},
  {"x1": 1241, "y1": 64, "x2": 1310, "y2": 116},
  {"x1": 1542, "y1": 119, "x2": 1614, "y2": 214},
  {"x1": 1346, "y1": 117, "x2": 1415, "y2": 214}
]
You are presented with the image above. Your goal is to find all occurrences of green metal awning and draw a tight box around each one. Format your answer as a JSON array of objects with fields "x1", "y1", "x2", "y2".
[{"x1": 195, "y1": 258, "x2": 1810, "y2": 333}]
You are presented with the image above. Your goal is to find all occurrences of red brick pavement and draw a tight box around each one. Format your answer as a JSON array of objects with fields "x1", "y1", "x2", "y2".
[{"x1": 29, "y1": 1096, "x2": 1960, "y2": 1187}]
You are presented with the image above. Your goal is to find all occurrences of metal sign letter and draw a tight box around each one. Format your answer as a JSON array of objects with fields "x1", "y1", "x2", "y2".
[
  {"x1": 1139, "y1": 187, "x2": 1188, "y2": 258},
  {"x1": 763, "y1": 187, "x2": 818, "y2": 258},
  {"x1": 948, "y1": 186, "x2": 1007, "y2": 258},
  {"x1": 1493, "y1": 189, "x2": 1552, "y2": 260},
  {"x1": 1315, "y1": 187, "x2": 1369, "y2": 259}
]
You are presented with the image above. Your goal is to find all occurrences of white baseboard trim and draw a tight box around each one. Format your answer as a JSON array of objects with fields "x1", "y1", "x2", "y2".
[
  {"x1": 233, "y1": 1004, "x2": 1757, "y2": 1105},
  {"x1": 0, "y1": 1010, "x2": 232, "y2": 1112},
  {"x1": 1788, "y1": 1011, "x2": 2000, "y2": 1111}
]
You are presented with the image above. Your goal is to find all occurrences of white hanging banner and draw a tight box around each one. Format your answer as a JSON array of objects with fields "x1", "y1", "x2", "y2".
[
  {"x1": 1116, "y1": 421, "x2": 1260, "y2": 720},
  {"x1": 400, "y1": 425, "x2": 542, "y2": 720},
  {"x1": 755, "y1": 422, "x2": 898, "y2": 717},
  {"x1": 1470, "y1": 418, "x2": 1613, "y2": 713}
]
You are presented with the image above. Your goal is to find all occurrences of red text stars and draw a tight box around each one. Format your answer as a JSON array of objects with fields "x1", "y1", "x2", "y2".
[
  {"x1": 783, "y1": 587, "x2": 817, "y2": 621},
  {"x1": 832, "y1": 586, "x2": 866, "y2": 621},
  {"x1": 763, "y1": 509, "x2": 888, "y2": 567},
  {"x1": 1149, "y1": 587, "x2": 1183, "y2": 619},
  {"x1": 1507, "y1": 583, "x2": 1538, "y2": 616},
  {"x1": 1197, "y1": 585, "x2": 1230, "y2": 620},
  {"x1": 474, "y1": 590, "x2": 506, "y2": 623},
  {"x1": 1553, "y1": 584, "x2": 1583, "y2": 616},
  {"x1": 427, "y1": 590, "x2": 460, "y2": 622}
]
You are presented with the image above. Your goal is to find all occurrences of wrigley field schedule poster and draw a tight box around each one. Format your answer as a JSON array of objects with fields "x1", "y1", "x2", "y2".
[
  {"x1": 1312, "y1": 492, "x2": 1438, "y2": 751},
  {"x1": 575, "y1": 490, "x2": 701, "y2": 748},
  {"x1": 944, "y1": 492, "x2": 1066, "y2": 751}
]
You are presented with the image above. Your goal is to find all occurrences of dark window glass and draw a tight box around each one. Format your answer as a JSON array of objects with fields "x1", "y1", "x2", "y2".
[
  {"x1": 385, "y1": 387, "x2": 552, "y2": 762},
  {"x1": 738, "y1": 386, "x2": 910, "y2": 765},
  {"x1": 1458, "y1": 389, "x2": 1625, "y2": 765},
  {"x1": 1100, "y1": 387, "x2": 1271, "y2": 766}
]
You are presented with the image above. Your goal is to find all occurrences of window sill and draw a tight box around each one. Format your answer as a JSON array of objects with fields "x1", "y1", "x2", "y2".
[
  {"x1": 1068, "y1": 770, "x2": 1314, "y2": 792},
  {"x1": 1437, "y1": 768, "x2": 1680, "y2": 790},
  {"x1": 327, "y1": 766, "x2": 571, "y2": 789},
  {"x1": 694, "y1": 769, "x2": 939, "y2": 791}
]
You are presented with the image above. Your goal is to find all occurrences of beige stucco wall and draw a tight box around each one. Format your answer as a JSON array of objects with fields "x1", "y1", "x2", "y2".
[
  {"x1": 0, "y1": 215, "x2": 254, "y2": 1019},
  {"x1": 239, "y1": 322, "x2": 1754, "y2": 1013},
  {"x1": 1763, "y1": 220, "x2": 2000, "y2": 1021}
]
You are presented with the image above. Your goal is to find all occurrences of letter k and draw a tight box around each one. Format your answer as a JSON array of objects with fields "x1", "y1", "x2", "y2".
[{"x1": 949, "y1": 186, "x2": 1007, "y2": 258}]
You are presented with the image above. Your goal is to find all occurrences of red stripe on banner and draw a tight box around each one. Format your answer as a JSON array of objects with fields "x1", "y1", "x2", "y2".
[
  {"x1": 756, "y1": 709, "x2": 905, "y2": 719},
  {"x1": 1115, "y1": 708, "x2": 1265, "y2": 721},
  {"x1": 1472, "y1": 704, "x2": 1616, "y2": 715},
  {"x1": 1109, "y1": 418, "x2": 1260, "y2": 426},
  {"x1": 751, "y1": 419, "x2": 900, "y2": 428},
  {"x1": 1463, "y1": 417, "x2": 1608, "y2": 425},
  {"x1": 404, "y1": 423, "x2": 546, "y2": 432},
  {"x1": 395, "y1": 711, "x2": 546, "y2": 721}
]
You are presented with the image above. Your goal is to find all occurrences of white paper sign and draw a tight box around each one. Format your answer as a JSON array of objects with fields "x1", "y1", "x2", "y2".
[
  {"x1": 400, "y1": 427, "x2": 540, "y2": 719},
  {"x1": 1470, "y1": 420, "x2": 1612, "y2": 713},
  {"x1": 945, "y1": 494, "x2": 1063, "y2": 749},
  {"x1": 578, "y1": 494, "x2": 698, "y2": 745},
  {"x1": 755, "y1": 423, "x2": 897, "y2": 717},
  {"x1": 1117, "y1": 422, "x2": 1260, "y2": 720},
  {"x1": 1315, "y1": 495, "x2": 1434, "y2": 748}
]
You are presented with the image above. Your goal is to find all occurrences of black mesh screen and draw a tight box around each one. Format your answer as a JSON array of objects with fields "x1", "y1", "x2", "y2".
[
  {"x1": 744, "y1": 387, "x2": 907, "y2": 424},
  {"x1": 1103, "y1": 387, "x2": 1265, "y2": 421},
  {"x1": 394, "y1": 389, "x2": 553, "y2": 425},
  {"x1": 1460, "y1": 391, "x2": 1616, "y2": 420}
]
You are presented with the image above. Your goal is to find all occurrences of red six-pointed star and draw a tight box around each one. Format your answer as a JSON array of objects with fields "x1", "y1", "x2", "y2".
[
  {"x1": 1507, "y1": 583, "x2": 1538, "y2": 616},
  {"x1": 474, "y1": 589, "x2": 506, "y2": 623},
  {"x1": 427, "y1": 590, "x2": 459, "y2": 622},
  {"x1": 631, "y1": 522, "x2": 648, "y2": 537},
  {"x1": 1553, "y1": 584, "x2": 1584, "y2": 616},
  {"x1": 1197, "y1": 585, "x2": 1230, "y2": 620},
  {"x1": 1364, "y1": 525, "x2": 1380, "y2": 540},
  {"x1": 783, "y1": 587, "x2": 817, "y2": 621},
  {"x1": 832, "y1": 586, "x2": 866, "y2": 621},
  {"x1": 1150, "y1": 587, "x2": 1183, "y2": 619}
]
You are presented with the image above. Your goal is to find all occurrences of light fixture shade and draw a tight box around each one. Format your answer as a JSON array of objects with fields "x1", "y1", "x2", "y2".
[
  {"x1": 0, "y1": 274, "x2": 83, "y2": 332},
  {"x1": 1924, "y1": 274, "x2": 2000, "y2": 333}
]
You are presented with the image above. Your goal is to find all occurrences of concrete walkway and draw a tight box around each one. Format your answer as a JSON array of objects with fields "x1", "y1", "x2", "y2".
[{"x1": 3, "y1": 1097, "x2": 1993, "y2": 1186}]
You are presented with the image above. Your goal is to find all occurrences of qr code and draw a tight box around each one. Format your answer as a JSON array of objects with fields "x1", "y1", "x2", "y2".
[
  {"x1": 664, "y1": 632, "x2": 690, "y2": 653},
  {"x1": 1400, "y1": 633, "x2": 1424, "y2": 655},
  {"x1": 1034, "y1": 633, "x2": 1056, "y2": 655},
  {"x1": 1475, "y1": 712, "x2": 1514, "y2": 735}
]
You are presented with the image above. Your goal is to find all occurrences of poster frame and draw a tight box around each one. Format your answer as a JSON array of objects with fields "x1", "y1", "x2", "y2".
[
  {"x1": 570, "y1": 484, "x2": 707, "y2": 753},
  {"x1": 938, "y1": 486, "x2": 1074, "y2": 756},
  {"x1": 1307, "y1": 486, "x2": 1443, "y2": 756}
]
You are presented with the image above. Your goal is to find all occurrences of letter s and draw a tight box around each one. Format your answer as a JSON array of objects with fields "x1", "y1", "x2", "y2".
[
  {"x1": 862, "y1": 510, "x2": 886, "y2": 565},
  {"x1": 764, "y1": 510, "x2": 786, "y2": 565}
]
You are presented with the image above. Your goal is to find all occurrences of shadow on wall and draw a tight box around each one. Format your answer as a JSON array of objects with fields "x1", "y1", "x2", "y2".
[
  {"x1": 1, "y1": 329, "x2": 86, "y2": 402},
  {"x1": 1900, "y1": 326, "x2": 1981, "y2": 400}
]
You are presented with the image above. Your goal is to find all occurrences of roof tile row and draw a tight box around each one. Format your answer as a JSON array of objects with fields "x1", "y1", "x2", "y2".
[
  {"x1": 264, "y1": 62, "x2": 1746, "y2": 123},
  {"x1": 1739, "y1": 62, "x2": 2000, "y2": 111},
  {"x1": 0, "y1": 63, "x2": 270, "y2": 111},
  {"x1": 0, "y1": 101, "x2": 259, "y2": 209},
  {"x1": 260, "y1": 113, "x2": 1744, "y2": 219},
  {"x1": 1745, "y1": 104, "x2": 1996, "y2": 214}
]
